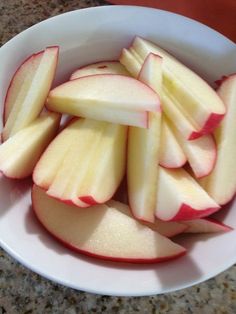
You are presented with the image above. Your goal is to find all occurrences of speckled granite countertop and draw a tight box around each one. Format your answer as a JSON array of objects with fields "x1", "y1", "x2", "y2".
[{"x1": 0, "y1": 1, "x2": 236, "y2": 313}]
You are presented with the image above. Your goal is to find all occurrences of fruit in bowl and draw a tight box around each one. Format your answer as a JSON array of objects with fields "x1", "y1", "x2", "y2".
[{"x1": 0, "y1": 6, "x2": 236, "y2": 296}]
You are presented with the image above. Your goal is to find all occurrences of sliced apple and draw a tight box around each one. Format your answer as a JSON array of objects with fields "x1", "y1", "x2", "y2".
[
  {"x1": 130, "y1": 37, "x2": 225, "y2": 138},
  {"x1": 120, "y1": 48, "x2": 204, "y2": 140},
  {"x1": 183, "y1": 218, "x2": 232, "y2": 233},
  {"x1": 70, "y1": 61, "x2": 130, "y2": 80},
  {"x1": 46, "y1": 74, "x2": 160, "y2": 128},
  {"x1": 200, "y1": 74, "x2": 236, "y2": 205},
  {"x1": 32, "y1": 185, "x2": 186, "y2": 264},
  {"x1": 159, "y1": 117, "x2": 187, "y2": 168},
  {"x1": 3, "y1": 51, "x2": 43, "y2": 124},
  {"x1": 108, "y1": 200, "x2": 187, "y2": 237},
  {"x1": 168, "y1": 121, "x2": 217, "y2": 178},
  {"x1": 2, "y1": 47, "x2": 59, "y2": 141},
  {"x1": 127, "y1": 53, "x2": 162, "y2": 222},
  {"x1": 0, "y1": 112, "x2": 60, "y2": 179},
  {"x1": 156, "y1": 167, "x2": 220, "y2": 221}
]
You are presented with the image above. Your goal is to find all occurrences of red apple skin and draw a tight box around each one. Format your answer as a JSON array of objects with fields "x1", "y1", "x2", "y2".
[
  {"x1": 32, "y1": 194, "x2": 186, "y2": 263},
  {"x1": 189, "y1": 113, "x2": 225, "y2": 140},
  {"x1": 169, "y1": 204, "x2": 221, "y2": 221},
  {"x1": 203, "y1": 218, "x2": 233, "y2": 231},
  {"x1": 79, "y1": 195, "x2": 102, "y2": 205}
]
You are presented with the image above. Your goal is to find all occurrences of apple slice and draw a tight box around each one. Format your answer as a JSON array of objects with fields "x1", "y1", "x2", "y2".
[
  {"x1": 159, "y1": 117, "x2": 187, "y2": 168},
  {"x1": 44, "y1": 119, "x2": 127, "y2": 206},
  {"x1": 107, "y1": 200, "x2": 187, "y2": 237},
  {"x1": 120, "y1": 48, "x2": 204, "y2": 140},
  {"x1": 0, "y1": 112, "x2": 60, "y2": 179},
  {"x1": 166, "y1": 119, "x2": 217, "y2": 178},
  {"x1": 2, "y1": 47, "x2": 59, "y2": 141},
  {"x1": 183, "y1": 218, "x2": 232, "y2": 233},
  {"x1": 3, "y1": 51, "x2": 43, "y2": 124},
  {"x1": 199, "y1": 74, "x2": 236, "y2": 205},
  {"x1": 156, "y1": 167, "x2": 220, "y2": 221},
  {"x1": 33, "y1": 118, "x2": 84, "y2": 190},
  {"x1": 70, "y1": 61, "x2": 130, "y2": 80},
  {"x1": 32, "y1": 185, "x2": 186, "y2": 264},
  {"x1": 46, "y1": 74, "x2": 160, "y2": 128},
  {"x1": 130, "y1": 37, "x2": 225, "y2": 137},
  {"x1": 127, "y1": 53, "x2": 162, "y2": 222}
]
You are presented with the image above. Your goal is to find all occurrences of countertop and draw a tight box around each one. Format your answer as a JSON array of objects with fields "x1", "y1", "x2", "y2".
[{"x1": 0, "y1": 1, "x2": 236, "y2": 313}]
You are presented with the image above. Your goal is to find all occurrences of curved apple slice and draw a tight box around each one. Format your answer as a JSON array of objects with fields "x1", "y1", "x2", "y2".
[
  {"x1": 156, "y1": 167, "x2": 220, "y2": 221},
  {"x1": 107, "y1": 200, "x2": 187, "y2": 237},
  {"x1": 0, "y1": 112, "x2": 60, "y2": 179},
  {"x1": 131, "y1": 37, "x2": 225, "y2": 136},
  {"x1": 199, "y1": 74, "x2": 236, "y2": 205},
  {"x1": 46, "y1": 74, "x2": 160, "y2": 128},
  {"x1": 70, "y1": 61, "x2": 130, "y2": 80},
  {"x1": 183, "y1": 218, "x2": 232, "y2": 233},
  {"x1": 2, "y1": 47, "x2": 59, "y2": 141},
  {"x1": 127, "y1": 53, "x2": 162, "y2": 223},
  {"x1": 3, "y1": 51, "x2": 43, "y2": 124},
  {"x1": 159, "y1": 117, "x2": 187, "y2": 168},
  {"x1": 32, "y1": 185, "x2": 186, "y2": 264}
]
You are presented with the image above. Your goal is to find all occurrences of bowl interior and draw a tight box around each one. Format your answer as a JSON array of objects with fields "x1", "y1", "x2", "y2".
[{"x1": 0, "y1": 6, "x2": 236, "y2": 296}]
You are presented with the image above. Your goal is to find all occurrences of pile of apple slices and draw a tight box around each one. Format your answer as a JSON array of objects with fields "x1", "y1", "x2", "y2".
[{"x1": 1, "y1": 37, "x2": 236, "y2": 264}]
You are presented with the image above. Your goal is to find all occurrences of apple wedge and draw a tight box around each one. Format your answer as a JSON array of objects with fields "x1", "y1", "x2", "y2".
[
  {"x1": 107, "y1": 200, "x2": 187, "y2": 237},
  {"x1": 32, "y1": 185, "x2": 186, "y2": 263},
  {"x1": 120, "y1": 48, "x2": 205, "y2": 140},
  {"x1": 127, "y1": 53, "x2": 162, "y2": 222},
  {"x1": 159, "y1": 117, "x2": 187, "y2": 168},
  {"x1": 130, "y1": 37, "x2": 225, "y2": 138},
  {"x1": 156, "y1": 167, "x2": 220, "y2": 221},
  {"x1": 38, "y1": 118, "x2": 127, "y2": 207},
  {"x1": 2, "y1": 47, "x2": 59, "y2": 141},
  {"x1": 46, "y1": 74, "x2": 160, "y2": 128},
  {"x1": 167, "y1": 120, "x2": 216, "y2": 178},
  {"x1": 70, "y1": 61, "x2": 130, "y2": 80},
  {"x1": 200, "y1": 74, "x2": 236, "y2": 205},
  {"x1": 183, "y1": 218, "x2": 232, "y2": 233},
  {"x1": 0, "y1": 112, "x2": 60, "y2": 179}
]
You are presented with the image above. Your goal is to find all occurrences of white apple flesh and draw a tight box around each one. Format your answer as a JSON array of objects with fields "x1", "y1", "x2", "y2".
[
  {"x1": 159, "y1": 117, "x2": 187, "y2": 168},
  {"x1": 127, "y1": 53, "x2": 162, "y2": 222},
  {"x1": 32, "y1": 185, "x2": 186, "y2": 263},
  {"x1": 2, "y1": 46, "x2": 59, "y2": 141},
  {"x1": 0, "y1": 112, "x2": 60, "y2": 179},
  {"x1": 46, "y1": 74, "x2": 160, "y2": 128},
  {"x1": 199, "y1": 74, "x2": 236, "y2": 205},
  {"x1": 156, "y1": 167, "x2": 220, "y2": 221}
]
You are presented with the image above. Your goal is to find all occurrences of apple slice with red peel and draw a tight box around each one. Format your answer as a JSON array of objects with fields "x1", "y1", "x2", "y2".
[
  {"x1": 174, "y1": 130, "x2": 216, "y2": 178},
  {"x1": 183, "y1": 218, "x2": 232, "y2": 233},
  {"x1": 46, "y1": 74, "x2": 160, "y2": 128},
  {"x1": 159, "y1": 117, "x2": 187, "y2": 168},
  {"x1": 107, "y1": 200, "x2": 187, "y2": 237},
  {"x1": 199, "y1": 74, "x2": 236, "y2": 205},
  {"x1": 120, "y1": 48, "x2": 205, "y2": 140},
  {"x1": 127, "y1": 53, "x2": 162, "y2": 223},
  {"x1": 33, "y1": 118, "x2": 84, "y2": 191},
  {"x1": 130, "y1": 37, "x2": 225, "y2": 137},
  {"x1": 2, "y1": 47, "x2": 59, "y2": 141},
  {"x1": 44, "y1": 119, "x2": 127, "y2": 207},
  {"x1": 32, "y1": 185, "x2": 186, "y2": 264},
  {"x1": 70, "y1": 61, "x2": 130, "y2": 80},
  {"x1": 156, "y1": 167, "x2": 220, "y2": 221},
  {"x1": 0, "y1": 112, "x2": 60, "y2": 179},
  {"x1": 3, "y1": 51, "x2": 43, "y2": 124}
]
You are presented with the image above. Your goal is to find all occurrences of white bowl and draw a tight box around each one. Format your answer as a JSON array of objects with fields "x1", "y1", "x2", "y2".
[{"x1": 0, "y1": 5, "x2": 236, "y2": 297}]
